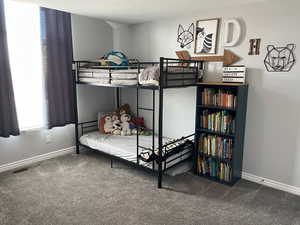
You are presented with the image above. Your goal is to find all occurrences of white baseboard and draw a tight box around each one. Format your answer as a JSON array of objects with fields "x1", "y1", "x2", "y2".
[
  {"x1": 242, "y1": 172, "x2": 300, "y2": 196},
  {"x1": 0, "y1": 146, "x2": 75, "y2": 174}
]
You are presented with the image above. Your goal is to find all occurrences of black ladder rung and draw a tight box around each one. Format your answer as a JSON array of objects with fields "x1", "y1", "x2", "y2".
[
  {"x1": 143, "y1": 129, "x2": 153, "y2": 132},
  {"x1": 138, "y1": 145, "x2": 155, "y2": 151},
  {"x1": 138, "y1": 107, "x2": 154, "y2": 111}
]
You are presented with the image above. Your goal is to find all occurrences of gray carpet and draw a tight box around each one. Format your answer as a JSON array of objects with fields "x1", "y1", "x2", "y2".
[{"x1": 0, "y1": 150, "x2": 300, "y2": 225}]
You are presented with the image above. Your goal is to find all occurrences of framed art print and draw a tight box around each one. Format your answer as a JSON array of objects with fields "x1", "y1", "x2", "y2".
[{"x1": 194, "y1": 18, "x2": 220, "y2": 54}]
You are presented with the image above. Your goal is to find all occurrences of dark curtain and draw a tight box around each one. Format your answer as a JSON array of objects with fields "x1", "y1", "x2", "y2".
[
  {"x1": 0, "y1": 0, "x2": 20, "y2": 137},
  {"x1": 40, "y1": 7, "x2": 75, "y2": 129}
]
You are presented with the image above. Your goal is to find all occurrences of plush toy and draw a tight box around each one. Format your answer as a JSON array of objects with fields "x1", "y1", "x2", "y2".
[
  {"x1": 111, "y1": 113, "x2": 122, "y2": 135},
  {"x1": 106, "y1": 51, "x2": 129, "y2": 68},
  {"x1": 103, "y1": 115, "x2": 114, "y2": 133},
  {"x1": 111, "y1": 112, "x2": 119, "y2": 122},
  {"x1": 129, "y1": 122, "x2": 137, "y2": 135},
  {"x1": 119, "y1": 109, "x2": 127, "y2": 116},
  {"x1": 115, "y1": 104, "x2": 131, "y2": 116},
  {"x1": 120, "y1": 113, "x2": 133, "y2": 136}
]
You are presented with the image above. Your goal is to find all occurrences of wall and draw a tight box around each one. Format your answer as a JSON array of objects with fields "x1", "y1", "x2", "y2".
[
  {"x1": 0, "y1": 14, "x2": 114, "y2": 166},
  {"x1": 106, "y1": 21, "x2": 132, "y2": 57},
  {"x1": 125, "y1": 0, "x2": 300, "y2": 188},
  {"x1": 72, "y1": 15, "x2": 115, "y2": 122}
]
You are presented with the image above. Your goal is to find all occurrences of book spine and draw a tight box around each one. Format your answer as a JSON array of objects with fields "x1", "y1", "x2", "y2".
[
  {"x1": 223, "y1": 66, "x2": 246, "y2": 72},
  {"x1": 222, "y1": 77, "x2": 245, "y2": 83},
  {"x1": 222, "y1": 72, "x2": 245, "y2": 77}
]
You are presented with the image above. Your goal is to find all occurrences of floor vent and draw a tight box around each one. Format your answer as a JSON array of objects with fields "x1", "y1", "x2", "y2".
[{"x1": 13, "y1": 168, "x2": 29, "y2": 174}]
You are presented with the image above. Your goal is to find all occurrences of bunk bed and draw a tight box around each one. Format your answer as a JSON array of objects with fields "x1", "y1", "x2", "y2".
[{"x1": 73, "y1": 57, "x2": 204, "y2": 188}]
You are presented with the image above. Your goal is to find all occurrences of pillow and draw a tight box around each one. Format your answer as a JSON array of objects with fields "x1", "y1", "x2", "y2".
[{"x1": 98, "y1": 112, "x2": 109, "y2": 129}]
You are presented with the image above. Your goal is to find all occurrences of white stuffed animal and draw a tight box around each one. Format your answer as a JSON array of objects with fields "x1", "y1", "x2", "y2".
[
  {"x1": 120, "y1": 114, "x2": 132, "y2": 136},
  {"x1": 112, "y1": 118, "x2": 122, "y2": 135},
  {"x1": 103, "y1": 115, "x2": 114, "y2": 133},
  {"x1": 111, "y1": 112, "x2": 119, "y2": 122}
]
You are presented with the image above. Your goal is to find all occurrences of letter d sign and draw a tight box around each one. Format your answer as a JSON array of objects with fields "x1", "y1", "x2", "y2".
[{"x1": 223, "y1": 19, "x2": 242, "y2": 47}]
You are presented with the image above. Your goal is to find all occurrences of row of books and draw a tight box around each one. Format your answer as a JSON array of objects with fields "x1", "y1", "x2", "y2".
[
  {"x1": 201, "y1": 88, "x2": 237, "y2": 108},
  {"x1": 201, "y1": 110, "x2": 235, "y2": 134},
  {"x1": 198, "y1": 157, "x2": 232, "y2": 182},
  {"x1": 199, "y1": 134, "x2": 233, "y2": 160}
]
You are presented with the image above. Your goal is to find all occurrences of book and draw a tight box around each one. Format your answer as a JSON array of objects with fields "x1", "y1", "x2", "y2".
[
  {"x1": 222, "y1": 72, "x2": 245, "y2": 77},
  {"x1": 198, "y1": 157, "x2": 232, "y2": 183},
  {"x1": 201, "y1": 88, "x2": 237, "y2": 108},
  {"x1": 223, "y1": 66, "x2": 246, "y2": 72},
  {"x1": 199, "y1": 134, "x2": 233, "y2": 160},
  {"x1": 201, "y1": 110, "x2": 235, "y2": 134},
  {"x1": 222, "y1": 77, "x2": 245, "y2": 83}
]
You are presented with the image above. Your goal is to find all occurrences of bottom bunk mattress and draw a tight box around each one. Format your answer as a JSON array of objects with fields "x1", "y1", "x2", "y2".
[{"x1": 79, "y1": 131, "x2": 192, "y2": 174}]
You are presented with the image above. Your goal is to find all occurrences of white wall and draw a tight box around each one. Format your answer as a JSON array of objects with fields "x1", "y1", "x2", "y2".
[
  {"x1": 122, "y1": 0, "x2": 300, "y2": 188},
  {"x1": 0, "y1": 14, "x2": 114, "y2": 166},
  {"x1": 72, "y1": 15, "x2": 115, "y2": 122},
  {"x1": 106, "y1": 21, "x2": 132, "y2": 57}
]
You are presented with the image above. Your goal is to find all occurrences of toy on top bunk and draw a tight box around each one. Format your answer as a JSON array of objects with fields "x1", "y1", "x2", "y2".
[
  {"x1": 139, "y1": 137, "x2": 194, "y2": 163},
  {"x1": 95, "y1": 51, "x2": 129, "y2": 69},
  {"x1": 138, "y1": 66, "x2": 160, "y2": 86}
]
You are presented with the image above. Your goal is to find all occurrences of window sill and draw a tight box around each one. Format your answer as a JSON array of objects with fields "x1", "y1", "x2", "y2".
[{"x1": 20, "y1": 126, "x2": 45, "y2": 133}]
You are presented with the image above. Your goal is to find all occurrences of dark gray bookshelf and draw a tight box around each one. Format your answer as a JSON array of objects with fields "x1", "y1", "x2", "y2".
[{"x1": 194, "y1": 82, "x2": 248, "y2": 186}]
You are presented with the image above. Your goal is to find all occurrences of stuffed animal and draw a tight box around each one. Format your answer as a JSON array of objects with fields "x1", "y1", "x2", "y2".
[
  {"x1": 129, "y1": 123, "x2": 137, "y2": 135},
  {"x1": 120, "y1": 113, "x2": 133, "y2": 136},
  {"x1": 111, "y1": 112, "x2": 119, "y2": 123},
  {"x1": 111, "y1": 114, "x2": 122, "y2": 135},
  {"x1": 103, "y1": 115, "x2": 114, "y2": 133}
]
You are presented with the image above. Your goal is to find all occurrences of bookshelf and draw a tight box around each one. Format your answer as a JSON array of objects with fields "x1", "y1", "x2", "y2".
[{"x1": 194, "y1": 82, "x2": 248, "y2": 186}]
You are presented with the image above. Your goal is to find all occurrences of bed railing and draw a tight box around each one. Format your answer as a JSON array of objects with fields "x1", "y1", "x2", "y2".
[
  {"x1": 161, "y1": 133, "x2": 195, "y2": 172},
  {"x1": 78, "y1": 120, "x2": 98, "y2": 136},
  {"x1": 159, "y1": 58, "x2": 204, "y2": 88},
  {"x1": 73, "y1": 57, "x2": 204, "y2": 89}
]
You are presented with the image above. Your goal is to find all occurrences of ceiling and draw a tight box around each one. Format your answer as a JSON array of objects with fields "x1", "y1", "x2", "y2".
[{"x1": 15, "y1": 0, "x2": 266, "y2": 24}]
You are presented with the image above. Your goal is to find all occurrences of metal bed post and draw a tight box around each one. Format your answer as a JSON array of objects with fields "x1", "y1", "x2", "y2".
[
  {"x1": 136, "y1": 62, "x2": 141, "y2": 166},
  {"x1": 111, "y1": 87, "x2": 121, "y2": 168},
  {"x1": 136, "y1": 87, "x2": 140, "y2": 165},
  {"x1": 116, "y1": 87, "x2": 121, "y2": 108},
  {"x1": 152, "y1": 89, "x2": 155, "y2": 171},
  {"x1": 74, "y1": 61, "x2": 80, "y2": 154},
  {"x1": 158, "y1": 57, "x2": 164, "y2": 188}
]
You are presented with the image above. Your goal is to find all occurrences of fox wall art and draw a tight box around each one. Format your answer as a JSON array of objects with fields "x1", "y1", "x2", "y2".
[{"x1": 177, "y1": 23, "x2": 194, "y2": 49}]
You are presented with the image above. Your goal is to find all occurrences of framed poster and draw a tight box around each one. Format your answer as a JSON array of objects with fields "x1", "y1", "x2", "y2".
[{"x1": 194, "y1": 18, "x2": 220, "y2": 54}]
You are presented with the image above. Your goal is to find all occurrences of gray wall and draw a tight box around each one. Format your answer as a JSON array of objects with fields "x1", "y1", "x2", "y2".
[
  {"x1": 0, "y1": 14, "x2": 114, "y2": 166},
  {"x1": 106, "y1": 22, "x2": 132, "y2": 57},
  {"x1": 72, "y1": 15, "x2": 115, "y2": 122},
  {"x1": 124, "y1": 0, "x2": 300, "y2": 188}
]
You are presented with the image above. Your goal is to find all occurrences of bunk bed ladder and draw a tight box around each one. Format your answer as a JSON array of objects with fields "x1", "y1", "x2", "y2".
[{"x1": 136, "y1": 88, "x2": 156, "y2": 171}]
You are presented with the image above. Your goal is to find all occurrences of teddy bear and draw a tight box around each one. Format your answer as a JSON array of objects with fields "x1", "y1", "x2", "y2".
[
  {"x1": 111, "y1": 115, "x2": 122, "y2": 135},
  {"x1": 103, "y1": 115, "x2": 114, "y2": 133},
  {"x1": 120, "y1": 113, "x2": 134, "y2": 136}
]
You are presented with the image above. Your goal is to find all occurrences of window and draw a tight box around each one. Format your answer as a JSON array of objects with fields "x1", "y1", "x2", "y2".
[{"x1": 4, "y1": 1, "x2": 45, "y2": 131}]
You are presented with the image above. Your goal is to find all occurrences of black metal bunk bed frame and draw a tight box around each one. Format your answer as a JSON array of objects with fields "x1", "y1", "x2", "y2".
[{"x1": 73, "y1": 57, "x2": 204, "y2": 188}]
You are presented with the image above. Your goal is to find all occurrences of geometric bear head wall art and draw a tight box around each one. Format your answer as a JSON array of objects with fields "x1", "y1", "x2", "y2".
[
  {"x1": 264, "y1": 44, "x2": 296, "y2": 72},
  {"x1": 177, "y1": 23, "x2": 194, "y2": 49}
]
